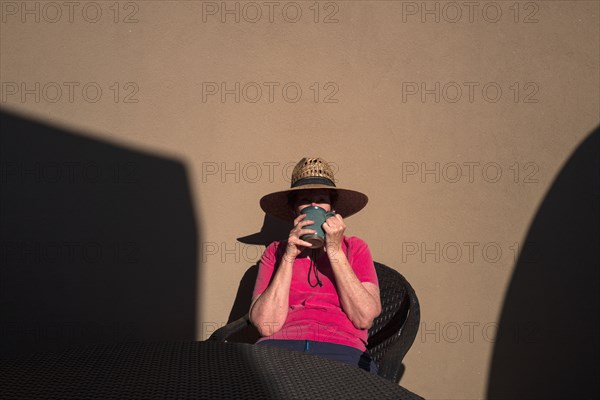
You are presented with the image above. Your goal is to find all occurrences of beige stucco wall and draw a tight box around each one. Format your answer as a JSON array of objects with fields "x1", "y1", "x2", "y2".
[{"x1": 1, "y1": 1, "x2": 598, "y2": 398}]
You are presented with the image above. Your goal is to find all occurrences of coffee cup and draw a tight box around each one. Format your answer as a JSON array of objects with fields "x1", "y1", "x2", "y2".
[{"x1": 299, "y1": 206, "x2": 336, "y2": 248}]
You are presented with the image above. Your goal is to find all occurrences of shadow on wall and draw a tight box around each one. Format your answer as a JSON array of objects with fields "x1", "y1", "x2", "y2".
[
  {"x1": 487, "y1": 127, "x2": 600, "y2": 399},
  {"x1": 0, "y1": 110, "x2": 199, "y2": 357}
]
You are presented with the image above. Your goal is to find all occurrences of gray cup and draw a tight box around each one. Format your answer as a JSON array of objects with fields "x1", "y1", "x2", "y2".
[{"x1": 299, "y1": 206, "x2": 336, "y2": 248}]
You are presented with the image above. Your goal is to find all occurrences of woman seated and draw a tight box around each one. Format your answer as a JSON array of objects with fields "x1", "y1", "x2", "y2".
[{"x1": 250, "y1": 157, "x2": 382, "y2": 373}]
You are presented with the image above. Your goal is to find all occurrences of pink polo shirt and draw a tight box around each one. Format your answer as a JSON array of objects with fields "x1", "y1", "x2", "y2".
[{"x1": 252, "y1": 236, "x2": 379, "y2": 352}]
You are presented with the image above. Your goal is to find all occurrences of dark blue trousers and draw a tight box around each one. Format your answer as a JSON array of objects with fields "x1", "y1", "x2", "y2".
[{"x1": 257, "y1": 339, "x2": 379, "y2": 375}]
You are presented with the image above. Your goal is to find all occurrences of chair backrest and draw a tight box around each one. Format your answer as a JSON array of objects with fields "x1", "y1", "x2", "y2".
[{"x1": 367, "y1": 262, "x2": 420, "y2": 383}]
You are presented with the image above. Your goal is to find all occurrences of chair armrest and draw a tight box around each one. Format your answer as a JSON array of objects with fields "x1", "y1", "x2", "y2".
[
  {"x1": 207, "y1": 314, "x2": 251, "y2": 342},
  {"x1": 377, "y1": 279, "x2": 421, "y2": 383}
]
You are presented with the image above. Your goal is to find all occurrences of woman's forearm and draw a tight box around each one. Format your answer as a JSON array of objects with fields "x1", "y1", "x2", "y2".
[
  {"x1": 249, "y1": 255, "x2": 295, "y2": 336},
  {"x1": 328, "y1": 251, "x2": 382, "y2": 330}
]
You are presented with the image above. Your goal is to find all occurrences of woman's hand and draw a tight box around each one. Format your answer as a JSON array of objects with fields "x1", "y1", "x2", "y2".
[
  {"x1": 285, "y1": 213, "x2": 316, "y2": 260},
  {"x1": 323, "y1": 214, "x2": 346, "y2": 256}
]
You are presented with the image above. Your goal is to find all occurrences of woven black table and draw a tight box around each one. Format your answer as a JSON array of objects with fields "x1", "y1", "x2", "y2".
[{"x1": 0, "y1": 341, "x2": 422, "y2": 399}]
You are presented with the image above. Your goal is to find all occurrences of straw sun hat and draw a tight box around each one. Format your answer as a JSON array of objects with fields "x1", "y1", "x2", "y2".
[{"x1": 259, "y1": 157, "x2": 368, "y2": 221}]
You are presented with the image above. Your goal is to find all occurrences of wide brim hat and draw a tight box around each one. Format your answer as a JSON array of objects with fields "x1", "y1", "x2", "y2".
[{"x1": 260, "y1": 157, "x2": 368, "y2": 221}]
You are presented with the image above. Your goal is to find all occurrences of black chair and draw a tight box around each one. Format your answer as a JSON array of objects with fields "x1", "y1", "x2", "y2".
[{"x1": 208, "y1": 262, "x2": 420, "y2": 384}]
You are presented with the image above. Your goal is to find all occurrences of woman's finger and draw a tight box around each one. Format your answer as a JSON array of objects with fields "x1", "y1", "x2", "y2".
[
  {"x1": 289, "y1": 229, "x2": 316, "y2": 242},
  {"x1": 291, "y1": 220, "x2": 314, "y2": 234},
  {"x1": 293, "y1": 213, "x2": 307, "y2": 223},
  {"x1": 295, "y1": 239, "x2": 313, "y2": 248}
]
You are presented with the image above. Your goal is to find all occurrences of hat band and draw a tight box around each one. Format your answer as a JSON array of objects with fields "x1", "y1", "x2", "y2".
[{"x1": 291, "y1": 177, "x2": 336, "y2": 188}]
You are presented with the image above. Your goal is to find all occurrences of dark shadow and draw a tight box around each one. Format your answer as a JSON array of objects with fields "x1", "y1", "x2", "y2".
[
  {"x1": 225, "y1": 264, "x2": 260, "y2": 343},
  {"x1": 237, "y1": 214, "x2": 291, "y2": 246},
  {"x1": 0, "y1": 110, "x2": 199, "y2": 358},
  {"x1": 224, "y1": 214, "x2": 291, "y2": 343},
  {"x1": 487, "y1": 127, "x2": 600, "y2": 399}
]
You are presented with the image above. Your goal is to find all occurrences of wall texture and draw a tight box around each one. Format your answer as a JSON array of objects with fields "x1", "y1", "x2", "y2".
[{"x1": 1, "y1": 1, "x2": 598, "y2": 398}]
